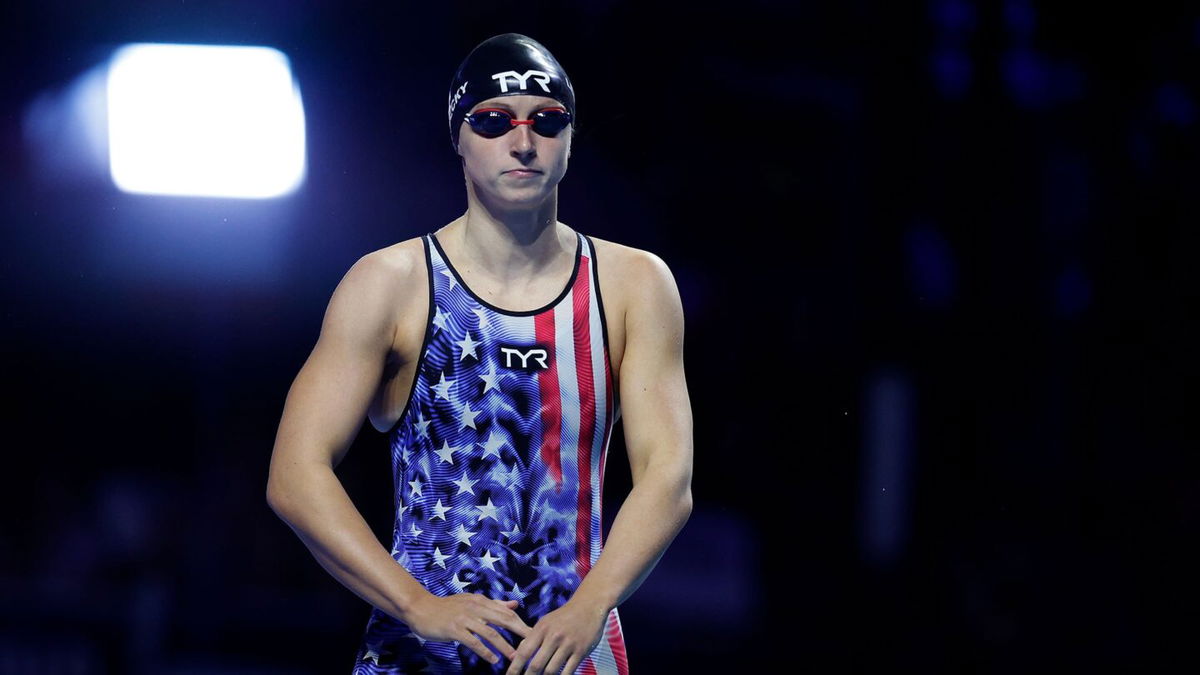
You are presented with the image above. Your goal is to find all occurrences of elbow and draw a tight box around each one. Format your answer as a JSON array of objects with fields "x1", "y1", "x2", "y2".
[
  {"x1": 266, "y1": 481, "x2": 286, "y2": 516},
  {"x1": 670, "y1": 475, "x2": 693, "y2": 520},
  {"x1": 266, "y1": 460, "x2": 331, "y2": 521},
  {"x1": 267, "y1": 486, "x2": 303, "y2": 529},
  {"x1": 265, "y1": 453, "x2": 306, "y2": 517},
  {"x1": 265, "y1": 474, "x2": 297, "y2": 520},
  {"x1": 664, "y1": 467, "x2": 693, "y2": 517},
  {"x1": 635, "y1": 461, "x2": 692, "y2": 517}
]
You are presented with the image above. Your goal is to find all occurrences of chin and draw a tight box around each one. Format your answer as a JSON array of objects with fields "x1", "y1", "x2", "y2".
[{"x1": 494, "y1": 189, "x2": 552, "y2": 206}]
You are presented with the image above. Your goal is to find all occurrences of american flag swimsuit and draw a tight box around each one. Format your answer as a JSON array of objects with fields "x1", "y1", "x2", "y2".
[{"x1": 352, "y1": 230, "x2": 629, "y2": 674}]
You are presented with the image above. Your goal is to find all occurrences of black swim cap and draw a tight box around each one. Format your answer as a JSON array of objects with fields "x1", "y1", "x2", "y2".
[{"x1": 447, "y1": 33, "x2": 576, "y2": 153}]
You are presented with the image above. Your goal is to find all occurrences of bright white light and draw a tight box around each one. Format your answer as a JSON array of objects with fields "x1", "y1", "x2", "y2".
[{"x1": 107, "y1": 43, "x2": 306, "y2": 199}]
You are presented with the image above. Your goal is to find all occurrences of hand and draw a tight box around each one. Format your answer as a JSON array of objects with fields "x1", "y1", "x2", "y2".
[
  {"x1": 505, "y1": 596, "x2": 611, "y2": 674},
  {"x1": 405, "y1": 593, "x2": 533, "y2": 667}
]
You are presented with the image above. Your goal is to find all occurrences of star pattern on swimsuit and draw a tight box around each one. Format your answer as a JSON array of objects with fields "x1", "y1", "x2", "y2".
[
  {"x1": 477, "y1": 549, "x2": 502, "y2": 571},
  {"x1": 456, "y1": 331, "x2": 481, "y2": 360},
  {"x1": 430, "y1": 499, "x2": 451, "y2": 521},
  {"x1": 452, "y1": 523, "x2": 477, "y2": 547},
  {"x1": 452, "y1": 471, "x2": 478, "y2": 495},
  {"x1": 449, "y1": 570, "x2": 471, "y2": 593},
  {"x1": 478, "y1": 429, "x2": 506, "y2": 458},
  {"x1": 475, "y1": 497, "x2": 500, "y2": 523},
  {"x1": 432, "y1": 305, "x2": 450, "y2": 333},
  {"x1": 479, "y1": 362, "x2": 502, "y2": 393},
  {"x1": 458, "y1": 401, "x2": 480, "y2": 429},
  {"x1": 357, "y1": 233, "x2": 626, "y2": 674},
  {"x1": 489, "y1": 463, "x2": 520, "y2": 488},
  {"x1": 502, "y1": 521, "x2": 522, "y2": 540},
  {"x1": 431, "y1": 371, "x2": 455, "y2": 400},
  {"x1": 434, "y1": 440, "x2": 459, "y2": 465},
  {"x1": 413, "y1": 411, "x2": 431, "y2": 440}
]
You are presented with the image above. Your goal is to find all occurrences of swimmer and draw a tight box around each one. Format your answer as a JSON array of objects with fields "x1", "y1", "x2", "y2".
[{"x1": 267, "y1": 32, "x2": 694, "y2": 674}]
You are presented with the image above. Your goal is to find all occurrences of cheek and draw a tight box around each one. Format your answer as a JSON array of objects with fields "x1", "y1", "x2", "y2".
[{"x1": 459, "y1": 147, "x2": 489, "y2": 174}]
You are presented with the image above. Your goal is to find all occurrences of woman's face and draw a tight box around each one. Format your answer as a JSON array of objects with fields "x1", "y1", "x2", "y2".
[{"x1": 457, "y1": 94, "x2": 573, "y2": 208}]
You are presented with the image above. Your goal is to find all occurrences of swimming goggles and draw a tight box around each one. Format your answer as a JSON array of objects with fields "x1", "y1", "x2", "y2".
[{"x1": 464, "y1": 106, "x2": 572, "y2": 138}]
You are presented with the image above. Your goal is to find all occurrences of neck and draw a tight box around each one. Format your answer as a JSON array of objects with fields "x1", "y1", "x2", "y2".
[{"x1": 447, "y1": 187, "x2": 571, "y2": 282}]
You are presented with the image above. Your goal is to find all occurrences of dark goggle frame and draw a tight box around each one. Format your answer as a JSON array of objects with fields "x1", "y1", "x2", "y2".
[{"x1": 464, "y1": 106, "x2": 572, "y2": 138}]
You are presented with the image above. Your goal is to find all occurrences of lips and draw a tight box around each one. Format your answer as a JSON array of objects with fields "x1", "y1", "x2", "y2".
[{"x1": 505, "y1": 169, "x2": 541, "y2": 174}]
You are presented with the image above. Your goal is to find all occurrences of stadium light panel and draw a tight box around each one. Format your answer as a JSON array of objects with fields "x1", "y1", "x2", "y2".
[{"x1": 107, "y1": 43, "x2": 306, "y2": 199}]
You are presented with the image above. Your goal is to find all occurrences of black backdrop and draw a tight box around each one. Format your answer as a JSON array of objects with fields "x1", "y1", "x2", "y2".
[{"x1": 1, "y1": 1, "x2": 1195, "y2": 672}]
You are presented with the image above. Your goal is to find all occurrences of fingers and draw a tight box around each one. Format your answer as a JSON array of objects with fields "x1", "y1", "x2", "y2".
[
  {"x1": 531, "y1": 640, "x2": 562, "y2": 674},
  {"x1": 496, "y1": 613, "x2": 535, "y2": 640},
  {"x1": 488, "y1": 598, "x2": 534, "y2": 638},
  {"x1": 505, "y1": 632, "x2": 545, "y2": 675},
  {"x1": 545, "y1": 645, "x2": 577, "y2": 675},
  {"x1": 455, "y1": 595, "x2": 536, "y2": 667},
  {"x1": 458, "y1": 628, "x2": 503, "y2": 666},
  {"x1": 480, "y1": 624, "x2": 517, "y2": 660}
]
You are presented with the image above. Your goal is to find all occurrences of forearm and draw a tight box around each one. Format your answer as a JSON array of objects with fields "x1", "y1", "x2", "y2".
[
  {"x1": 572, "y1": 468, "x2": 692, "y2": 612},
  {"x1": 267, "y1": 461, "x2": 430, "y2": 623}
]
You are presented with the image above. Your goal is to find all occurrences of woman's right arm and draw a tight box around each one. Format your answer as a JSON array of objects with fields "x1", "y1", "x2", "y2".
[
  {"x1": 264, "y1": 247, "x2": 531, "y2": 667},
  {"x1": 265, "y1": 249, "x2": 429, "y2": 623}
]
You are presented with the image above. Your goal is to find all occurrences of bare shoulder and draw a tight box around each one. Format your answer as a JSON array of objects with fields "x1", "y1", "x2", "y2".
[
  {"x1": 585, "y1": 234, "x2": 678, "y2": 304},
  {"x1": 341, "y1": 235, "x2": 429, "y2": 312},
  {"x1": 316, "y1": 235, "x2": 428, "y2": 355},
  {"x1": 357, "y1": 235, "x2": 431, "y2": 361},
  {"x1": 585, "y1": 234, "x2": 673, "y2": 279},
  {"x1": 361, "y1": 234, "x2": 426, "y2": 281}
]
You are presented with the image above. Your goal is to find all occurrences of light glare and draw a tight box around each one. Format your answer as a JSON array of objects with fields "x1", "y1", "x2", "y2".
[{"x1": 107, "y1": 43, "x2": 306, "y2": 199}]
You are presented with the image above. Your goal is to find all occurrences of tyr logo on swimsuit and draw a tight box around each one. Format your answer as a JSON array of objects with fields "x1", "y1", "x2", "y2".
[
  {"x1": 499, "y1": 345, "x2": 551, "y2": 371},
  {"x1": 491, "y1": 70, "x2": 552, "y2": 94}
]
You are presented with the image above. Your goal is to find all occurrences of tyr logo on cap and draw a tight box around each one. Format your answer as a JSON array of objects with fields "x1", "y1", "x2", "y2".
[{"x1": 491, "y1": 70, "x2": 552, "y2": 94}]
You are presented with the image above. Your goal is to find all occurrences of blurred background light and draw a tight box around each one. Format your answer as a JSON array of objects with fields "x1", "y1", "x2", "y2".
[
  {"x1": 905, "y1": 220, "x2": 959, "y2": 310},
  {"x1": 859, "y1": 368, "x2": 915, "y2": 567},
  {"x1": 106, "y1": 42, "x2": 306, "y2": 199}
]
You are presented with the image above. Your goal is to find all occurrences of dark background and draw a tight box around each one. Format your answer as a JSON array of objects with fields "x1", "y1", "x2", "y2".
[{"x1": 1, "y1": 1, "x2": 1195, "y2": 672}]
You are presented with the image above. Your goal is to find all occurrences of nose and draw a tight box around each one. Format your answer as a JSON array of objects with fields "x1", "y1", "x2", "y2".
[{"x1": 509, "y1": 122, "x2": 536, "y2": 158}]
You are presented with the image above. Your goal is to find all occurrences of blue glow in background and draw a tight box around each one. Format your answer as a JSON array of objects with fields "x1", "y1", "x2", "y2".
[{"x1": 1, "y1": 1, "x2": 1194, "y2": 672}]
